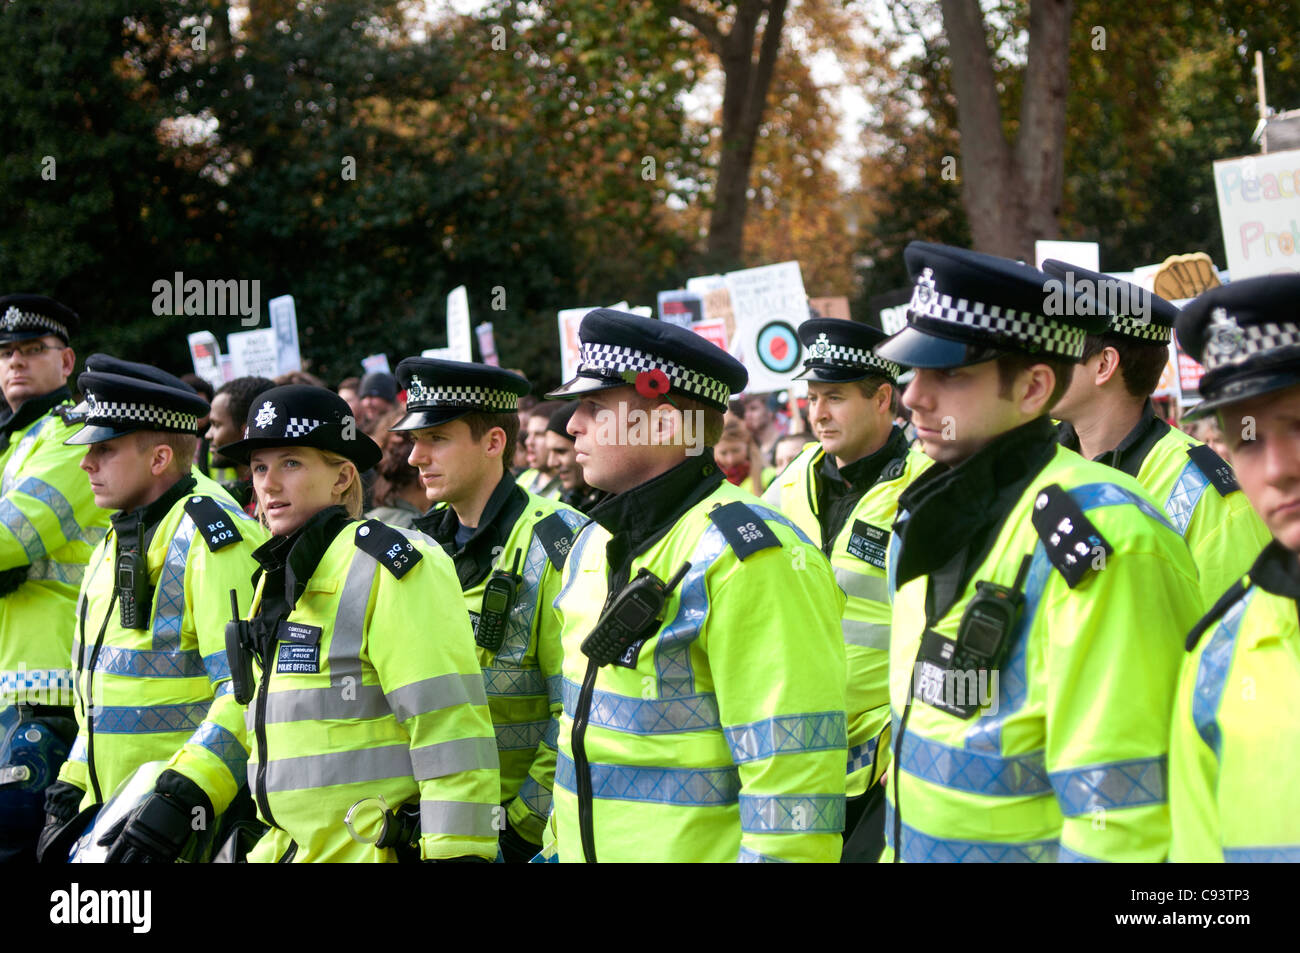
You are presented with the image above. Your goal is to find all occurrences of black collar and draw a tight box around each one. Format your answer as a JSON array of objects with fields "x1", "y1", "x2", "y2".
[
  {"x1": 1056, "y1": 400, "x2": 1170, "y2": 478},
  {"x1": 821, "y1": 426, "x2": 911, "y2": 550},
  {"x1": 251, "y1": 505, "x2": 354, "y2": 613},
  {"x1": 839, "y1": 425, "x2": 910, "y2": 488},
  {"x1": 1249, "y1": 540, "x2": 1300, "y2": 601},
  {"x1": 413, "y1": 471, "x2": 528, "y2": 589},
  {"x1": 110, "y1": 474, "x2": 198, "y2": 552},
  {"x1": 0, "y1": 385, "x2": 71, "y2": 448},
  {"x1": 895, "y1": 416, "x2": 1058, "y2": 615}
]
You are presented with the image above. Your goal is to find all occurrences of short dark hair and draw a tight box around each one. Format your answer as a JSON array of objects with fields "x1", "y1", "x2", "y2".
[
  {"x1": 338, "y1": 376, "x2": 360, "y2": 392},
  {"x1": 1080, "y1": 333, "x2": 1169, "y2": 400},
  {"x1": 994, "y1": 352, "x2": 1072, "y2": 411},
  {"x1": 853, "y1": 375, "x2": 899, "y2": 416},
  {"x1": 528, "y1": 400, "x2": 564, "y2": 422},
  {"x1": 216, "y1": 376, "x2": 277, "y2": 432},
  {"x1": 180, "y1": 373, "x2": 214, "y2": 403},
  {"x1": 461, "y1": 411, "x2": 519, "y2": 470}
]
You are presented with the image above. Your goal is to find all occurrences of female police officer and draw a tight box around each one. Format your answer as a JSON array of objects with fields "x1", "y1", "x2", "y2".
[{"x1": 218, "y1": 385, "x2": 499, "y2": 862}]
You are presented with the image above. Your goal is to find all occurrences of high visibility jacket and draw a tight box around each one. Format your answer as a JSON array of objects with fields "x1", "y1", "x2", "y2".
[
  {"x1": 0, "y1": 391, "x2": 110, "y2": 708},
  {"x1": 761, "y1": 442, "x2": 823, "y2": 546},
  {"x1": 551, "y1": 458, "x2": 848, "y2": 863},
  {"x1": 57, "y1": 472, "x2": 265, "y2": 816},
  {"x1": 1059, "y1": 406, "x2": 1270, "y2": 610},
  {"x1": 245, "y1": 513, "x2": 500, "y2": 863},
  {"x1": 829, "y1": 444, "x2": 932, "y2": 798},
  {"x1": 516, "y1": 468, "x2": 561, "y2": 501},
  {"x1": 885, "y1": 419, "x2": 1202, "y2": 862},
  {"x1": 1169, "y1": 541, "x2": 1300, "y2": 862}
]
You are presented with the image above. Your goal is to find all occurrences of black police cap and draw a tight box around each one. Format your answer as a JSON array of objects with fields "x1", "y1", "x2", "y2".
[
  {"x1": 217, "y1": 384, "x2": 382, "y2": 470},
  {"x1": 795, "y1": 318, "x2": 902, "y2": 383},
  {"x1": 82, "y1": 354, "x2": 199, "y2": 393},
  {"x1": 1040, "y1": 260, "x2": 1177, "y2": 343},
  {"x1": 67, "y1": 369, "x2": 210, "y2": 446},
  {"x1": 0, "y1": 294, "x2": 79, "y2": 345},
  {"x1": 1175, "y1": 274, "x2": 1300, "y2": 419},
  {"x1": 390, "y1": 358, "x2": 529, "y2": 432},
  {"x1": 546, "y1": 308, "x2": 747, "y2": 412},
  {"x1": 876, "y1": 242, "x2": 1108, "y2": 369}
]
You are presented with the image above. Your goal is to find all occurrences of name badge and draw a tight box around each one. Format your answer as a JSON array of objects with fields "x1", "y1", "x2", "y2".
[
  {"x1": 277, "y1": 621, "x2": 321, "y2": 645},
  {"x1": 846, "y1": 520, "x2": 889, "y2": 570},
  {"x1": 276, "y1": 642, "x2": 320, "y2": 674}
]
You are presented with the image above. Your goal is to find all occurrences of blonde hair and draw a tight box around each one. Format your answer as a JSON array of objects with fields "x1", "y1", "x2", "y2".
[{"x1": 255, "y1": 446, "x2": 364, "y2": 529}]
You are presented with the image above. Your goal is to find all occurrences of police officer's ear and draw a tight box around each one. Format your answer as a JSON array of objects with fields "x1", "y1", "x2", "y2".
[
  {"x1": 59, "y1": 344, "x2": 76, "y2": 380},
  {"x1": 1017, "y1": 363, "x2": 1059, "y2": 417},
  {"x1": 146, "y1": 440, "x2": 175, "y2": 478},
  {"x1": 1091, "y1": 346, "x2": 1122, "y2": 388},
  {"x1": 482, "y1": 426, "x2": 506, "y2": 460},
  {"x1": 332, "y1": 459, "x2": 358, "y2": 495}
]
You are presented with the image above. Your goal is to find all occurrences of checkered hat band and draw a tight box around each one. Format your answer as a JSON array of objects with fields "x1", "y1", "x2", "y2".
[
  {"x1": 85, "y1": 398, "x2": 197, "y2": 433},
  {"x1": 1, "y1": 307, "x2": 67, "y2": 339},
  {"x1": 1204, "y1": 320, "x2": 1300, "y2": 372},
  {"x1": 407, "y1": 384, "x2": 517, "y2": 412},
  {"x1": 1109, "y1": 315, "x2": 1172, "y2": 342},
  {"x1": 282, "y1": 417, "x2": 326, "y2": 438},
  {"x1": 909, "y1": 283, "x2": 1087, "y2": 358},
  {"x1": 809, "y1": 343, "x2": 901, "y2": 380},
  {"x1": 578, "y1": 342, "x2": 730, "y2": 406}
]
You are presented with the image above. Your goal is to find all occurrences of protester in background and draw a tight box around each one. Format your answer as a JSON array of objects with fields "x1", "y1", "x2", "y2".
[
  {"x1": 517, "y1": 401, "x2": 562, "y2": 500},
  {"x1": 181, "y1": 374, "x2": 216, "y2": 475},
  {"x1": 742, "y1": 392, "x2": 784, "y2": 465},
  {"x1": 205, "y1": 375, "x2": 277, "y2": 512},
  {"x1": 713, "y1": 420, "x2": 773, "y2": 494},
  {"x1": 513, "y1": 394, "x2": 539, "y2": 474},
  {"x1": 545, "y1": 404, "x2": 605, "y2": 514},
  {"x1": 773, "y1": 431, "x2": 814, "y2": 473},
  {"x1": 358, "y1": 371, "x2": 398, "y2": 436},
  {"x1": 274, "y1": 369, "x2": 326, "y2": 388},
  {"x1": 337, "y1": 376, "x2": 362, "y2": 422},
  {"x1": 364, "y1": 408, "x2": 428, "y2": 529}
]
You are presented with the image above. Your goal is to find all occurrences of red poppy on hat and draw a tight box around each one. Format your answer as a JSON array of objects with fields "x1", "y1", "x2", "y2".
[{"x1": 627, "y1": 368, "x2": 670, "y2": 399}]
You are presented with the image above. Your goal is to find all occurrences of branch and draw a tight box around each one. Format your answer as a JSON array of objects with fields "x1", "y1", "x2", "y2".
[{"x1": 670, "y1": 2, "x2": 725, "y2": 56}]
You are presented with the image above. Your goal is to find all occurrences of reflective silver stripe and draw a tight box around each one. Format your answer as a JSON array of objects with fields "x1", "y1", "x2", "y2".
[
  {"x1": 723, "y1": 711, "x2": 846, "y2": 763},
  {"x1": 153, "y1": 516, "x2": 198, "y2": 652},
  {"x1": 326, "y1": 552, "x2": 378, "y2": 685},
  {"x1": 842, "y1": 618, "x2": 891, "y2": 650},
  {"x1": 15, "y1": 476, "x2": 82, "y2": 541},
  {"x1": 495, "y1": 534, "x2": 547, "y2": 666},
  {"x1": 739, "y1": 846, "x2": 789, "y2": 863},
  {"x1": 738, "y1": 794, "x2": 845, "y2": 833},
  {"x1": 1048, "y1": 756, "x2": 1167, "y2": 816},
  {"x1": 495, "y1": 719, "x2": 550, "y2": 751},
  {"x1": 72, "y1": 639, "x2": 206, "y2": 679},
  {"x1": 26, "y1": 557, "x2": 85, "y2": 587},
  {"x1": 262, "y1": 683, "x2": 390, "y2": 723},
  {"x1": 1, "y1": 418, "x2": 45, "y2": 494},
  {"x1": 386, "y1": 673, "x2": 487, "y2": 722},
  {"x1": 482, "y1": 666, "x2": 546, "y2": 697},
  {"x1": 419, "y1": 799, "x2": 500, "y2": 838},
  {"x1": 1164, "y1": 460, "x2": 1210, "y2": 536},
  {"x1": 0, "y1": 499, "x2": 42, "y2": 560},
  {"x1": 409, "y1": 736, "x2": 498, "y2": 780},
  {"x1": 261, "y1": 743, "x2": 411, "y2": 793},
  {"x1": 834, "y1": 565, "x2": 887, "y2": 603}
]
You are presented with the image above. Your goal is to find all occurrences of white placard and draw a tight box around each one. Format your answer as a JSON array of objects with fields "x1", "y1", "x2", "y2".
[
  {"x1": 420, "y1": 347, "x2": 455, "y2": 360},
  {"x1": 226, "y1": 328, "x2": 279, "y2": 379},
  {"x1": 447, "y1": 286, "x2": 472, "y2": 362},
  {"x1": 268, "y1": 294, "x2": 302, "y2": 375},
  {"x1": 1213, "y1": 148, "x2": 1300, "y2": 280},
  {"x1": 1034, "y1": 240, "x2": 1100, "y2": 272},
  {"x1": 361, "y1": 353, "x2": 391, "y2": 376},
  {"x1": 475, "y1": 322, "x2": 499, "y2": 366},
  {"x1": 557, "y1": 307, "x2": 594, "y2": 383},
  {"x1": 724, "y1": 261, "x2": 809, "y2": 393},
  {"x1": 186, "y1": 331, "x2": 225, "y2": 393}
]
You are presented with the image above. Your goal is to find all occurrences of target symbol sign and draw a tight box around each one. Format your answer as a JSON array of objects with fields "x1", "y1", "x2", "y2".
[{"x1": 755, "y1": 321, "x2": 801, "y2": 374}]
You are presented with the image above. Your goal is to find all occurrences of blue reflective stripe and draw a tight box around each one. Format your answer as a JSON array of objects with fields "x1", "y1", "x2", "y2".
[
  {"x1": 15, "y1": 476, "x2": 82, "y2": 541},
  {"x1": 482, "y1": 666, "x2": 545, "y2": 697},
  {"x1": 495, "y1": 719, "x2": 549, "y2": 751},
  {"x1": 560, "y1": 677, "x2": 720, "y2": 735},
  {"x1": 153, "y1": 516, "x2": 198, "y2": 652},
  {"x1": 738, "y1": 846, "x2": 789, "y2": 863},
  {"x1": 0, "y1": 498, "x2": 43, "y2": 560},
  {"x1": 546, "y1": 674, "x2": 562, "y2": 706},
  {"x1": 745, "y1": 503, "x2": 815, "y2": 547},
  {"x1": 27, "y1": 556, "x2": 86, "y2": 587},
  {"x1": 215, "y1": 680, "x2": 234, "y2": 697},
  {"x1": 654, "y1": 526, "x2": 724, "y2": 699},
  {"x1": 899, "y1": 731, "x2": 1051, "y2": 797},
  {"x1": 1070, "y1": 480, "x2": 1177, "y2": 533},
  {"x1": 847, "y1": 735, "x2": 879, "y2": 776},
  {"x1": 1057, "y1": 844, "x2": 1105, "y2": 863},
  {"x1": 723, "y1": 711, "x2": 846, "y2": 764},
  {"x1": 739, "y1": 794, "x2": 845, "y2": 833},
  {"x1": 1164, "y1": 460, "x2": 1210, "y2": 536},
  {"x1": 91, "y1": 701, "x2": 210, "y2": 733},
  {"x1": 542, "y1": 718, "x2": 558, "y2": 749},
  {"x1": 885, "y1": 801, "x2": 1059, "y2": 862},
  {"x1": 553, "y1": 522, "x2": 599, "y2": 607},
  {"x1": 1048, "y1": 755, "x2": 1167, "y2": 816},
  {"x1": 1224, "y1": 846, "x2": 1300, "y2": 862},
  {"x1": 1, "y1": 418, "x2": 46, "y2": 493},
  {"x1": 204, "y1": 650, "x2": 231, "y2": 684},
  {"x1": 1192, "y1": 591, "x2": 1253, "y2": 759},
  {"x1": 76, "y1": 640, "x2": 207, "y2": 679},
  {"x1": 496, "y1": 534, "x2": 548, "y2": 667},
  {"x1": 555, "y1": 751, "x2": 739, "y2": 806},
  {"x1": 515, "y1": 775, "x2": 552, "y2": 821},
  {"x1": 190, "y1": 720, "x2": 247, "y2": 778}
]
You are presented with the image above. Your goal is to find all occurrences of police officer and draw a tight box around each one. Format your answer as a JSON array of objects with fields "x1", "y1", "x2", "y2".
[
  {"x1": 1043, "y1": 261, "x2": 1270, "y2": 608},
  {"x1": 34, "y1": 358, "x2": 265, "y2": 862},
  {"x1": 219, "y1": 385, "x2": 500, "y2": 862},
  {"x1": 875, "y1": 242, "x2": 1203, "y2": 862},
  {"x1": 0, "y1": 296, "x2": 113, "y2": 863},
  {"x1": 544, "y1": 309, "x2": 848, "y2": 863},
  {"x1": 1168, "y1": 275, "x2": 1300, "y2": 861},
  {"x1": 395, "y1": 359, "x2": 585, "y2": 862},
  {"x1": 785, "y1": 320, "x2": 934, "y2": 861}
]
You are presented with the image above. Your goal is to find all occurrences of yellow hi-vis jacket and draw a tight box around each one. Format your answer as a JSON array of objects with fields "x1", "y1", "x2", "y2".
[
  {"x1": 0, "y1": 391, "x2": 110, "y2": 708},
  {"x1": 551, "y1": 465, "x2": 847, "y2": 863},
  {"x1": 885, "y1": 421, "x2": 1202, "y2": 862},
  {"x1": 761, "y1": 442, "x2": 823, "y2": 547},
  {"x1": 245, "y1": 512, "x2": 500, "y2": 862},
  {"x1": 1169, "y1": 541, "x2": 1300, "y2": 861},
  {"x1": 58, "y1": 472, "x2": 266, "y2": 815}
]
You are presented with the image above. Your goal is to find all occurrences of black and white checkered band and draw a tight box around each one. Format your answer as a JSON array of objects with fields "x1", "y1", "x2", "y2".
[
  {"x1": 1109, "y1": 314, "x2": 1173, "y2": 343},
  {"x1": 1, "y1": 306, "x2": 67, "y2": 340},
  {"x1": 282, "y1": 417, "x2": 326, "y2": 438},
  {"x1": 804, "y1": 333, "x2": 902, "y2": 380},
  {"x1": 405, "y1": 375, "x2": 517, "y2": 412},
  {"x1": 83, "y1": 393, "x2": 197, "y2": 432},
  {"x1": 909, "y1": 268, "x2": 1087, "y2": 358},
  {"x1": 577, "y1": 342, "x2": 731, "y2": 406},
  {"x1": 1202, "y1": 308, "x2": 1300, "y2": 372}
]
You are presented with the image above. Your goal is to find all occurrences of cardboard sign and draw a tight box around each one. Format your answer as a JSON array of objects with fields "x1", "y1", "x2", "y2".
[
  {"x1": 808, "y1": 296, "x2": 851, "y2": 321},
  {"x1": 657, "y1": 290, "x2": 703, "y2": 328},
  {"x1": 226, "y1": 328, "x2": 279, "y2": 379},
  {"x1": 690, "y1": 319, "x2": 729, "y2": 351},
  {"x1": 725, "y1": 261, "x2": 809, "y2": 393},
  {"x1": 361, "y1": 353, "x2": 391, "y2": 376},
  {"x1": 1214, "y1": 148, "x2": 1300, "y2": 280},
  {"x1": 447, "y1": 286, "x2": 472, "y2": 362},
  {"x1": 475, "y1": 322, "x2": 499, "y2": 366},
  {"x1": 186, "y1": 331, "x2": 225, "y2": 393},
  {"x1": 268, "y1": 295, "x2": 302, "y2": 375}
]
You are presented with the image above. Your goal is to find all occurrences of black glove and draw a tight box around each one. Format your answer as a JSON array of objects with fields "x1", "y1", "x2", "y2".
[
  {"x1": 100, "y1": 770, "x2": 214, "y2": 864},
  {"x1": 35, "y1": 780, "x2": 91, "y2": 863},
  {"x1": 0, "y1": 564, "x2": 29, "y2": 597},
  {"x1": 498, "y1": 816, "x2": 542, "y2": 863}
]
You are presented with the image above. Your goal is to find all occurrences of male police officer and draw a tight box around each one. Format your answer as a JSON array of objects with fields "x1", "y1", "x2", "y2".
[
  {"x1": 0, "y1": 295, "x2": 110, "y2": 863},
  {"x1": 786, "y1": 320, "x2": 933, "y2": 861},
  {"x1": 1168, "y1": 275, "x2": 1300, "y2": 861},
  {"x1": 875, "y1": 243, "x2": 1202, "y2": 862},
  {"x1": 398, "y1": 359, "x2": 586, "y2": 862},
  {"x1": 545, "y1": 309, "x2": 848, "y2": 863},
  {"x1": 1044, "y1": 261, "x2": 1270, "y2": 608},
  {"x1": 36, "y1": 359, "x2": 265, "y2": 862}
]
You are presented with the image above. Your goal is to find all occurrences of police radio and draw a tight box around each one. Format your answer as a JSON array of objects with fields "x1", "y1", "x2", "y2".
[
  {"x1": 475, "y1": 550, "x2": 522, "y2": 653},
  {"x1": 950, "y1": 554, "x2": 1033, "y2": 676},
  {"x1": 580, "y1": 562, "x2": 692, "y2": 666},
  {"x1": 115, "y1": 549, "x2": 150, "y2": 630},
  {"x1": 225, "y1": 589, "x2": 257, "y2": 705}
]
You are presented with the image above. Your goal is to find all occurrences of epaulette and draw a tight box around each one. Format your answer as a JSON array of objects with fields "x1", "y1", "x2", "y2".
[
  {"x1": 183, "y1": 495, "x2": 244, "y2": 551},
  {"x1": 533, "y1": 511, "x2": 576, "y2": 570},
  {"x1": 1030, "y1": 484, "x2": 1113, "y2": 589},
  {"x1": 1186, "y1": 444, "x2": 1240, "y2": 497},
  {"x1": 50, "y1": 403, "x2": 87, "y2": 426},
  {"x1": 708, "y1": 500, "x2": 782, "y2": 561},
  {"x1": 355, "y1": 519, "x2": 422, "y2": 579}
]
